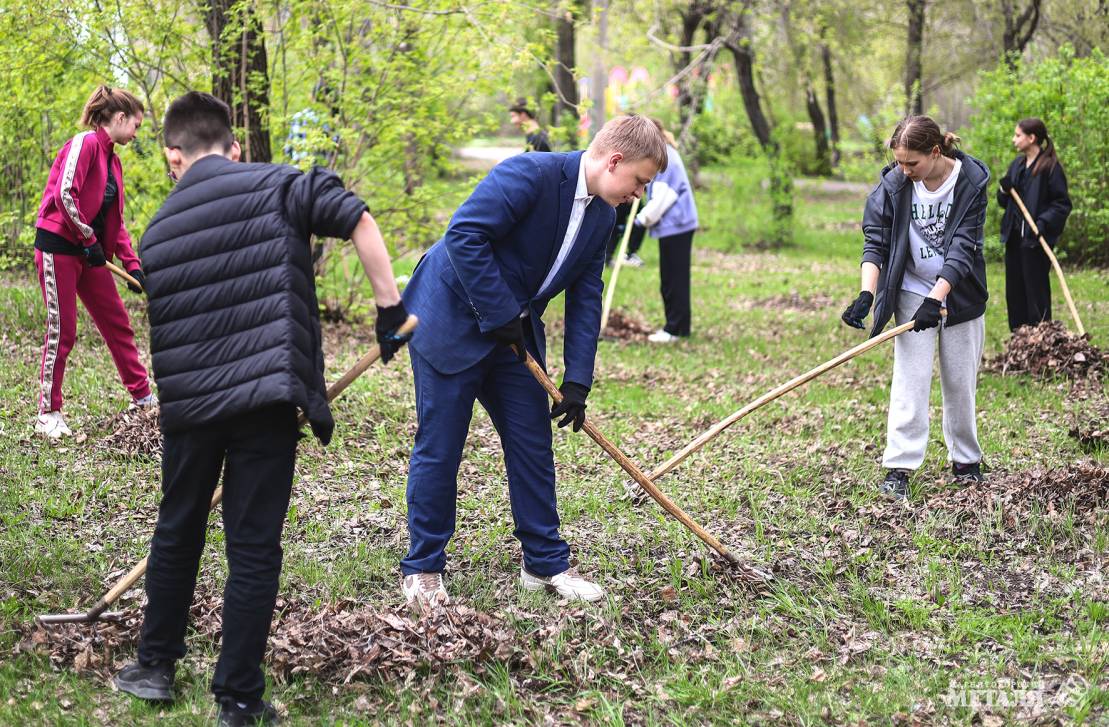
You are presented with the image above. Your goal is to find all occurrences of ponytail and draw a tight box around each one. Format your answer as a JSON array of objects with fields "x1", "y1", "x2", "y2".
[{"x1": 80, "y1": 85, "x2": 145, "y2": 128}]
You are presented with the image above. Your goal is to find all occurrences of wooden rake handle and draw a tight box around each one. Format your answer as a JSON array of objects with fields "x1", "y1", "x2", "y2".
[
  {"x1": 646, "y1": 319, "x2": 918, "y2": 484},
  {"x1": 518, "y1": 348, "x2": 739, "y2": 565},
  {"x1": 106, "y1": 261, "x2": 143, "y2": 292},
  {"x1": 600, "y1": 196, "x2": 643, "y2": 333},
  {"x1": 76, "y1": 315, "x2": 418, "y2": 622},
  {"x1": 1008, "y1": 188, "x2": 1085, "y2": 336}
]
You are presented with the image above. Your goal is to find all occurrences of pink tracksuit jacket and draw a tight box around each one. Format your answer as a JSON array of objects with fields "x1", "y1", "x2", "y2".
[{"x1": 36, "y1": 126, "x2": 141, "y2": 270}]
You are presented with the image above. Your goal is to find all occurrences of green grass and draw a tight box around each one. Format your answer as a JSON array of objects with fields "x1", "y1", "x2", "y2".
[{"x1": 0, "y1": 162, "x2": 1106, "y2": 724}]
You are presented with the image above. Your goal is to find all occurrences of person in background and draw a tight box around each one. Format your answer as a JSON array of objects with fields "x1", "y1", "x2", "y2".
[
  {"x1": 634, "y1": 118, "x2": 698, "y2": 343},
  {"x1": 605, "y1": 199, "x2": 648, "y2": 267},
  {"x1": 997, "y1": 117, "x2": 1072, "y2": 331},
  {"x1": 508, "y1": 98, "x2": 552, "y2": 153},
  {"x1": 841, "y1": 115, "x2": 990, "y2": 500},
  {"x1": 33, "y1": 84, "x2": 154, "y2": 440}
]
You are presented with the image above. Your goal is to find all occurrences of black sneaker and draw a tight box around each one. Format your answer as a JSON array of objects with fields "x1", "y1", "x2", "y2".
[
  {"x1": 113, "y1": 660, "x2": 175, "y2": 702},
  {"x1": 218, "y1": 698, "x2": 280, "y2": 726},
  {"x1": 952, "y1": 461, "x2": 984, "y2": 483},
  {"x1": 879, "y1": 469, "x2": 911, "y2": 500}
]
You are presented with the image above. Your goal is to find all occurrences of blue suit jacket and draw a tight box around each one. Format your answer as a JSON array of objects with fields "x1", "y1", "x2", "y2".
[{"x1": 403, "y1": 151, "x2": 616, "y2": 387}]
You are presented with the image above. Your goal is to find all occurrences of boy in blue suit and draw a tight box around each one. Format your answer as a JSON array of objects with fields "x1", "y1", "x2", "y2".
[{"x1": 400, "y1": 116, "x2": 668, "y2": 609}]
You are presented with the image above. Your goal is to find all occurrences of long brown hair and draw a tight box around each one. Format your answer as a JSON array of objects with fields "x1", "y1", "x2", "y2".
[
  {"x1": 80, "y1": 85, "x2": 145, "y2": 128},
  {"x1": 1017, "y1": 117, "x2": 1059, "y2": 176},
  {"x1": 888, "y1": 115, "x2": 960, "y2": 158}
]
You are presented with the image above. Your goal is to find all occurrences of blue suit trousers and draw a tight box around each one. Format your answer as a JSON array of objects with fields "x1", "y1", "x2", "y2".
[{"x1": 402, "y1": 343, "x2": 571, "y2": 577}]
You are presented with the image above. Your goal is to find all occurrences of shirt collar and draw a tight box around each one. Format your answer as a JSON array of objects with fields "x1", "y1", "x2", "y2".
[{"x1": 575, "y1": 155, "x2": 594, "y2": 205}]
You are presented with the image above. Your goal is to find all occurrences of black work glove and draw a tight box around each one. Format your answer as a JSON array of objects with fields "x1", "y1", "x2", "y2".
[
  {"x1": 126, "y1": 268, "x2": 145, "y2": 294},
  {"x1": 999, "y1": 177, "x2": 1012, "y2": 194},
  {"x1": 841, "y1": 291, "x2": 874, "y2": 329},
  {"x1": 550, "y1": 381, "x2": 589, "y2": 432},
  {"x1": 375, "y1": 301, "x2": 411, "y2": 364},
  {"x1": 490, "y1": 316, "x2": 526, "y2": 362},
  {"x1": 911, "y1": 297, "x2": 943, "y2": 332},
  {"x1": 83, "y1": 242, "x2": 106, "y2": 267}
]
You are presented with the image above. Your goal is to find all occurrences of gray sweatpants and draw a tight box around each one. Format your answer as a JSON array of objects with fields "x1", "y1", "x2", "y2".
[{"x1": 882, "y1": 290, "x2": 985, "y2": 470}]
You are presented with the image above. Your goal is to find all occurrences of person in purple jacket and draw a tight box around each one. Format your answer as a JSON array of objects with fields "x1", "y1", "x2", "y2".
[{"x1": 633, "y1": 119, "x2": 699, "y2": 343}]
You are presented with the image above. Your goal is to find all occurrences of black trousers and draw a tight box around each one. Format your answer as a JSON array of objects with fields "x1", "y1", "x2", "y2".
[
  {"x1": 138, "y1": 404, "x2": 299, "y2": 703},
  {"x1": 605, "y1": 202, "x2": 646, "y2": 263},
  {"x1": 1004, "y1": 237, "x2": 1052, "y2": 331},
  {"x1": 659, "y1": 230, "x2": 694, "y2": 336}
]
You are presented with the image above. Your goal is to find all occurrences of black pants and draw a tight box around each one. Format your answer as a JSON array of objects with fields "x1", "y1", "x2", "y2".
[
  {"x1": 138, "y1": 404, "x2": 299, "y2": 703},
  {"x1": 605, "y1": 202, "x2": 646, "y2": 263},
  {"x1": 1004, "y1": 238, "x2": 1052, "y2": 331},
  {"x1": 659, "y1": 230, "x2": 694, "y2": 336}
]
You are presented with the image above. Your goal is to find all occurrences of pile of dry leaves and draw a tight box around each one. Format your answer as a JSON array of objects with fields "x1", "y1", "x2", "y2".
[
  {"x1": 601, "y1": 310, "x2": 654, "y2": 342},
  {"x1": 17, "y1": 593, "x2": 521, "y2": 686},
  {"x1": 986, "y1": 321, "x2": 1104, "y2": 380},
  {"x1": 96, "y1": 406, "x2": 162, "y2": 459},
  {"x1": 921, "y1": 462, "x2": 1108, "y2": 525}
]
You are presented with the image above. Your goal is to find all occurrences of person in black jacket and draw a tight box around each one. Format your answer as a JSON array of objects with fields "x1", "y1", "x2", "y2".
[
  {"x1": 508, "y1": 98, "x2": 553, "y2": 153},
  {"x1": 841, "y1": 116, "x2": 990, "y2": 500},
  {"x1": 997, "y1": 117, "x2": 1072, "y2": 331},
  {"x1": 112, "y1": 92, "x2": 409, "y2": 726}
]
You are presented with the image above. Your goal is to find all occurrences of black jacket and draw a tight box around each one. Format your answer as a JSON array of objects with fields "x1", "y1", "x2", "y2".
[
  {"x1": 140, "y1": 155, "x2": 367, "y2": 444},
  {"x1": 997, "y1": 155, "x2": 1071, "y2": 248},
  {"x1": 861, "y1": 151, "x2": 990, "y2": 333}
]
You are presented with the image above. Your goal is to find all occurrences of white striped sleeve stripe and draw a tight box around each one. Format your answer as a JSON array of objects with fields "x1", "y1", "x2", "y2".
[
  {"x1": 59, "y1": 132, "x2": 94, "y2": 241},
  {"x1": 39, "y1": 253, "x2": 61, "y2": 413}
]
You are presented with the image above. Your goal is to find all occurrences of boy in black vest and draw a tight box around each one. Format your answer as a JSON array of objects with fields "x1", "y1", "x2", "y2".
[{"x1": 112, "y1": 91, "x2": 409, "y2": 726}]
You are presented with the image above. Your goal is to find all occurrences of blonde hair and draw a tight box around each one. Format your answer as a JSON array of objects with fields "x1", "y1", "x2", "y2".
[
  {"x1": 80, "y1": 85, "x2": 145, "y2": 128},
  {"x1": 588, "y1": 114, "x2": 668, "y2": 172}
]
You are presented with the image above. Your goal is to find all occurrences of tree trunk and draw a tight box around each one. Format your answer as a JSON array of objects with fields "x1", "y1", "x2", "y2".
[
  {"x1": 804, "y1": 86, "x2": 831, "y2": 175},
  {"x1": 589, "y1": 0, "x2": 609, "y2": 138},
  {"x1": 725, "y1": 11, "x2": 792, "y2": 246},
  {"x1": 205, "y1": 0, "x2": 271, "y2": 163},
  {"x1": 905, "y1": 0, "x2": 925, "y2": 115},
  {"x1": 675, "y1": 1, "x2": 712, "y2": 181},
  {"x1": 1002, "y1": 0, "x2": 1042, "y2": 68},
  {"x1": 552, "y1": 2, "x2": 579, "y2": 128},
  {"x1": 821, "y1": 40, "x2": 840, "y2": 166}
]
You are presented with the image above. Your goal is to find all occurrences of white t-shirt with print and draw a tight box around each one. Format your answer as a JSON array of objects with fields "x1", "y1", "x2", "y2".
[{"x1": 903, "y1": 158, "x2": 961, "y2": 299}]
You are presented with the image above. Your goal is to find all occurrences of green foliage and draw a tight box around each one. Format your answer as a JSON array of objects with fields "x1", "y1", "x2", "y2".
[{"x1": 967, "y1": 46, "x2": 1109, "y2": 265}]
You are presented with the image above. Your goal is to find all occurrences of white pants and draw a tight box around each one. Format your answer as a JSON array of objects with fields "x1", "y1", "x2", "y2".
[{"x1": 882, "y1": 290, "x2": 985, "y2": 470}]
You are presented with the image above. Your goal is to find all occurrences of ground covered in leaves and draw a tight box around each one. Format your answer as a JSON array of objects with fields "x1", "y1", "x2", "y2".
[{"x1": 1, "y1": 175, "x2": 1106, "y2": 725}]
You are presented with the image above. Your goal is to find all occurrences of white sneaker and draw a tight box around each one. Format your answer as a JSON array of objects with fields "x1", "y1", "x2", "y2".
[
  {"x1": 521, "y1": 567, "x2": 605, "y2": 602},
  {"x1": 35, "y1": 411, "x2": 72, "y2": 439},
  {"x1": 129, "y1": 392, "x2": 158, "y2": 410},
  {"x1": 622, "y1": 253, "x2": 645, "y2": 268},
  {"x1": 647, "y1": 329, "x2": 678, "y2": 343},
  {"x1": 402, "y1": 572, "x2": 449, "y2": 613}
]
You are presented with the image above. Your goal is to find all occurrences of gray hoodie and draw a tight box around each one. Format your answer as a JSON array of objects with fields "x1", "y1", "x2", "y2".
[{"x1": 861, "y1": 150, "x2": 990, "y2": 334}]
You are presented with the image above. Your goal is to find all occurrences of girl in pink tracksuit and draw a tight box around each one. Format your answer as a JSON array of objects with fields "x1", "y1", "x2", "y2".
[{"x1": 34, "y1": 85, "x2": 154, "y2": 439}]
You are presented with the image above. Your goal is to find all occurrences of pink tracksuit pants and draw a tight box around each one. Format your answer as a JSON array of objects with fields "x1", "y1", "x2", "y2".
[{"x1": 36, "y1": 250, "x2": 151, "y2": 413}]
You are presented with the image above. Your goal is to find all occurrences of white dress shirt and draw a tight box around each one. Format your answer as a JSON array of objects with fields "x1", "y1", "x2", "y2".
[{"x1": 537, "y1": 157, "x2": 594, "y2": 298}]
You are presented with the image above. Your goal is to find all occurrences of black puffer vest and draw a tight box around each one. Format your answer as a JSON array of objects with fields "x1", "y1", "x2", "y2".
[{"x1": 140, "y1": 155, "x2": 367, "y2": 444}]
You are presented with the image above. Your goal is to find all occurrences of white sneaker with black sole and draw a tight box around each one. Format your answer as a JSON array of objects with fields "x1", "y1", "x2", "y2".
[{"x1": 521, "y1": 567, "x2": 605, "y2": 602}]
